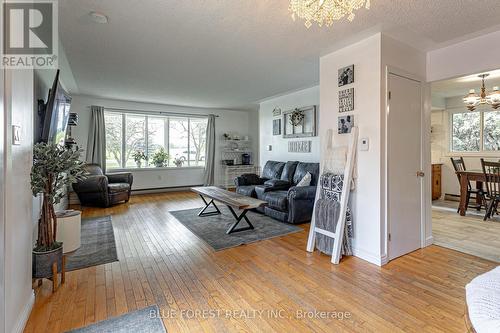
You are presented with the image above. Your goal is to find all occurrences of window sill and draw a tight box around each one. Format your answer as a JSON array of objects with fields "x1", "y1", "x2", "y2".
[
  {"x1": 444, "y1": 151, "x2": 500, "y2": 158},
  {"x1": 108, "y1": 166, "x2": 205, "y2": 172}
]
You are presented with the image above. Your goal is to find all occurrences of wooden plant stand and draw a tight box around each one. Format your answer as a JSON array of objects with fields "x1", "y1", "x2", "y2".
[{"x1": 35, "y1": 255, "x2": 66, "y2": 292}]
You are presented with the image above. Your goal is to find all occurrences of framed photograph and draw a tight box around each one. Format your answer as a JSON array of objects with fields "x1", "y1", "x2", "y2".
[
  {"x1": 273, "y1": 118, "x2": 281, "y2": 135},
  {"x1": 338, "y1": 115, "x2": 354, "y2": 134},
  {"x1": 338, "y1": 65, "x2": 354, "y2": 87},
  {"x1": 339, "y1": 88, "x2": 354, "y2": 113}
]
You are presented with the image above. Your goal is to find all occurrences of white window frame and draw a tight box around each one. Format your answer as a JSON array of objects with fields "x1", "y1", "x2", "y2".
[
  {"x1": 104, "y1": 110, "x2": 208, "y2": 171},
  {"x1": 448, "y1": 108, "x2": 500, "y2": 156}
]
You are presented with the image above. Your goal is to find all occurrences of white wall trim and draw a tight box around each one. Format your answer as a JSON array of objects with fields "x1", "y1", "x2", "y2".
[
  {"x1": 12, "y1": 291, "x2": 34, "y2": 333},
  {"x1": 424, "y1": 236, "x2": 434, "y2": 247},
  {"x1": 352, "y1": 247, "x2": 384, "y2": 266}
]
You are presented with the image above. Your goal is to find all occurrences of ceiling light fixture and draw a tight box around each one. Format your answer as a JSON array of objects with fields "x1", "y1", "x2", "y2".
[
  {"x1": 289, "y1": 0, "x2": 370, "y2": 28},
  {"x1": 89, "y1": 11, "x2": 109, "y2": 24},
  {"x1": 463, "y1": 74, "x2": 500, "y2": 111}
]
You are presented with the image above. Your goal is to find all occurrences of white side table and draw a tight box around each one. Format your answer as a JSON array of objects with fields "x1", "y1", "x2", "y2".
[{"x1": 56, "y1": 210, "x2": 81, "y2": 253}]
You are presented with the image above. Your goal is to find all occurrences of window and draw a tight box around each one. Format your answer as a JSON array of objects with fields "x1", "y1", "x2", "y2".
[
  {"x1": 104, "y1": 111, "x2": 208, "y2": 169},
  {"x1": 450, "y1": 110, "x2": 500, "y2": 152}
]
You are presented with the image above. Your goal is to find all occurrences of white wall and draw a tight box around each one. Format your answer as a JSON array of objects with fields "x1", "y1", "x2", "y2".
[
  {"x1": 427, "y1": 29, "x2": 500, "y2": 82},
  {"x1": 320, "y1": 33, "x2": 429, "y2": 266},
  {"x1": 71, "y1": 95, "x2": 258, "y2": 189},
  {"x1": 259, "y1": 86, "x2": 320, "y2": 167},
  {"x1": 3, "y1": 69, "x2": 35, "y2": 333},
  {"x1": 320, "y1": 34, "x2": 383, "y2": 265}
]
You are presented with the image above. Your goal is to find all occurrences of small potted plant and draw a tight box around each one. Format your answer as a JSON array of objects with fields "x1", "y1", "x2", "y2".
[
  {"x1": 173, "y1": 156, "x2": 186, "y2": 167},
  {"x1": 151, "y1": 148, "x2": 169, "y2": 167},
  {"x1": 30, "y1": 143, "x2": 85, "y2": 280},
  {"x1": 132, "y1": 150, "x2": 147, "y2": 168}
]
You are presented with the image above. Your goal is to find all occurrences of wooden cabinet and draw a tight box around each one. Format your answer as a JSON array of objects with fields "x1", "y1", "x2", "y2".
[{"x1": 432, "y1": 164, "x2": 442, "y2": 200}]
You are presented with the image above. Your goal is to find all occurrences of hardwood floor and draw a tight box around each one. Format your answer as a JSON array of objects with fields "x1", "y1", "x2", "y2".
[
  {"x1": 25, "y1": 192, "x2": 496, "y2": 333},
  {"x1": 433, "y1": 203, "x2": 500, "y2": 263}
]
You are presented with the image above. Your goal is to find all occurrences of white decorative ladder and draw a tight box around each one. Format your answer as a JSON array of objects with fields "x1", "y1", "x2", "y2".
[{"x1": 306, "y1": 126, "x2": 358, "y2": 264}]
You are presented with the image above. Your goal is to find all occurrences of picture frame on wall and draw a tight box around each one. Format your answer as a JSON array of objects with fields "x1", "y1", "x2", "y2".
[
  {"x1": 338, "y1": 65, "x2": 354, "y2": 87},
  {"x1": 273, "y1": 118, "x2": 281, "y2": 135},
  {"x1": 282, "y1": 105, "x2": 317, "y2": 138},
  {"x1": 339, "y1": 88, "x2": 354, "y2": 113},
  {"x1": 338, "y1": 115, "x2": 354, "y2": 134}
]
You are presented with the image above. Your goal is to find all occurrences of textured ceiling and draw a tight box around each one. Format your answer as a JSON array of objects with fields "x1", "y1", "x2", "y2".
[{"x1": 59, "y1": 0, "x2": 500, "y2": 110}]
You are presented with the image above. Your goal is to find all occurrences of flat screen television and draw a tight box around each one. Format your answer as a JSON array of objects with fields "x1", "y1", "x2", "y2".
[{"x1": 40, "y1": 70, "x2": 72, "y2": 145}]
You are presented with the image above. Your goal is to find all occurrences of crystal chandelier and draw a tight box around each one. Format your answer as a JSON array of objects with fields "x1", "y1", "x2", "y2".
[
  {"x1": 289, "y1": 0, "x2": 370, "y2": 28},
  {"x1": 463, "y1": 74, "x2": 500, "y2": 111}
]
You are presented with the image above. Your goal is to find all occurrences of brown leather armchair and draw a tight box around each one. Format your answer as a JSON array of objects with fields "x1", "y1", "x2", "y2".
[{"x1": 73, "y1": 164, "x2": 133, "y2": 207}]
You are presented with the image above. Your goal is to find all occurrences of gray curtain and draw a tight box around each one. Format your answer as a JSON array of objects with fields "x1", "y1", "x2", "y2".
[
  {"x1": 86, "y1": 105, "x2": 106, "y2": 171},
  {"x1": 203, "y1": 114, "x2": 216, "y2": 186}
]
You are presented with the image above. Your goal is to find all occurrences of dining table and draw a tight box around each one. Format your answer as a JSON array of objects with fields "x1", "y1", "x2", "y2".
[{"x1": 456, "y1": 170, "x2": 486, "y2": 216}]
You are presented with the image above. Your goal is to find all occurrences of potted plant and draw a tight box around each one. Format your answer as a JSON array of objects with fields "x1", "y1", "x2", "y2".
[
  {"x1": 151, "y1": 148, "x2": 169, "y2": 167},
  {"x1": 30, "y1": 143, "x2": 86, "y2": 280},
  {"x1": 132, "y1": 150, "x2": 147, "y2": 168},
  {"x1": 173, "y1": 156, "x2": 186, "y2": 167}
]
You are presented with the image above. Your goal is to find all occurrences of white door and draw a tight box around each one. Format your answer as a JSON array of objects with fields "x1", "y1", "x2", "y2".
[{"x1": 388, "y1": 72, "x2": 423, "y2": 261}]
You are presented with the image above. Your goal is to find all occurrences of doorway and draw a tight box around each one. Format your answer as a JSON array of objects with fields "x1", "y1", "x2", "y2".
[
  {"x1": 387, "y1": 71, "x2": 424, "y2": 261},
  {"x1": 430, "y1": 69, "x2": 500, "y2": 262}
]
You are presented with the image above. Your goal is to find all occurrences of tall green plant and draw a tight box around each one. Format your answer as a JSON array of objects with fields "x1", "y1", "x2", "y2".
[{"x1": 30, "y1": 143, "x2": 86, "y2": 251}]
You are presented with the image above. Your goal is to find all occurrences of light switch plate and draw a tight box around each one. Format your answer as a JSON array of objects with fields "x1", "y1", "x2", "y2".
[
  {"x1": 360, "y1": 137, "x2": 369, "y2": 151},
  {"x1": 12, "y1": 125, "x2": 21, "y2": 145}
]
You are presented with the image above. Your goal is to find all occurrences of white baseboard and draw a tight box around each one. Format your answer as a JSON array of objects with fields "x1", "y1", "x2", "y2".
[
  {"x1": 424, "y1": 236, "x2": 434, "y2": 247},
  {"x1": 352, "y1": 247, "x2": 384, "y2": 266},
  {"x1": 12, "y1": 291, "x2": 34, "y2": 333}
]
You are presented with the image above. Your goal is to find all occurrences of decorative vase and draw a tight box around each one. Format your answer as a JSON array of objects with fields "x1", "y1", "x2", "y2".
[
  {"x1": 32, "y1": 244, "x2": 63, "y2": 278},
  {"x1": 136, "y1": 160, "x2": 142, "y2": 168}
]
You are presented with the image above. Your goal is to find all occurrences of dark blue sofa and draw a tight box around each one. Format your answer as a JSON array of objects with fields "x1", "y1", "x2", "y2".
[{"x1": 235, "y1": 161, "x2": 319, "y2": 224}]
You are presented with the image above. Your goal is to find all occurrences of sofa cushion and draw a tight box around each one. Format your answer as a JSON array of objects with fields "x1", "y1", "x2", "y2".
[
  {"x1": 108, "y1": 183, "x2": 130, "y2": 193},
  {"x1": 296, "y1": 172, "x2": 312, "y2": 187},
  {"x1": 293, "y1": 162, "x2": 320, "y2": 186},
  {"x1": 280, "y1": 161, "x2": 299, "y2": 182},
  {"x1": 466, "y1": 266, "x2": 500, "y2": 333},
  {"x1": 261, "y1": 191, "x2": 288, "y2": 211},
  {"x1": 236, "y1": 185, "x2": 257, "y2": 198},
  {"x1": 261, "y1": 161, "x2": 285, "y2": 180}
]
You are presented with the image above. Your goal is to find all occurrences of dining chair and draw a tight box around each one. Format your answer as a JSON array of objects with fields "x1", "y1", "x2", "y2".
[
  {"x1": 481, "y1": 159, "x2": 500, "y2": 221},
  {"x1": 450, "y1": 157, "x2": 484, "y2": 213}
]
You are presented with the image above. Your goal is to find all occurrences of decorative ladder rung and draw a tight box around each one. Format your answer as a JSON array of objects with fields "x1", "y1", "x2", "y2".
[{"x1": 313, "y1": 228, "x2": 336, "y2": 239}]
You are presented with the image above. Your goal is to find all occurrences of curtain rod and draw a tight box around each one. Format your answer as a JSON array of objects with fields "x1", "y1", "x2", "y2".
[{"x1": 88, "y1": 106, "x2": 219, "y2": 118}]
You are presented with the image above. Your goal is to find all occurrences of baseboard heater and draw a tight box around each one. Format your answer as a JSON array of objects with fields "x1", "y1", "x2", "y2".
[{"x1": 131, "y1": 185, "x2": 203, "y2": 195}]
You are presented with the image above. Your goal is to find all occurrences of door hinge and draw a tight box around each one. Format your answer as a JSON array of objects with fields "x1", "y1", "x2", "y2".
[
  {"x1": 388, "y1": 91, "x2": 392, "y2": 100},
  {"x1": 388, "y1": 233, "x2": 391, "y2": 242}
]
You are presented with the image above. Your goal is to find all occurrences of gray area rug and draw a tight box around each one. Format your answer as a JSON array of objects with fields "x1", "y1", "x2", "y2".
[
  {"x1": 66, "y1": 305, "x2": 166, "y2": 333},
  {"x1": 170, "y1": 207, "x2": 302, "y2": 251},
  {"x1": 65, "y1": 215, "x2": 118, "y2": 271}
]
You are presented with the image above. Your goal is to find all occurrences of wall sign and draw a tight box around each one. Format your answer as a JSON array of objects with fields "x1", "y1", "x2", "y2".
[
  {"x1": 339, "y1": 88, "x2": 354, "y2": 113},
  {"x1": 272, "y1": 107, "x2": 282, "y2": 117},
  {"x1": 288, "y1": 140, "x2": 312, "y2": 153}
]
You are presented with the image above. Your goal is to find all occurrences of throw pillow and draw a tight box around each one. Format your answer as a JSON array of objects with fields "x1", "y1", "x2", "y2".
[{"x1": 297, "y1": 172, "x2": 312, "y2": 187}]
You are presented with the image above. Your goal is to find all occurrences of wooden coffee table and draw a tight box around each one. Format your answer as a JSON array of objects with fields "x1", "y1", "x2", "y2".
[{"x1": 191, "y1": 186, "x2": 267, "y2": 234}]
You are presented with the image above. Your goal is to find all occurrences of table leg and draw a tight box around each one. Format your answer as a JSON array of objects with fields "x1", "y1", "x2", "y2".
[
  {"x1": 198, "y1": 194, "x2": 221, "y2": 217},
  {"x1": 226, "y1": 206, "x2": 254, "y2": 234},
  {"x1": 476, "y1": 181, "x2": 483, "y2": 210},
  {"x1": 459, "y1": 174, "x2": 468, "y2": 216}
]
